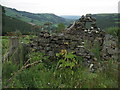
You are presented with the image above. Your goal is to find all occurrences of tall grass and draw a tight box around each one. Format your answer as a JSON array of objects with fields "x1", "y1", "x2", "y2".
[
  {"x1": 2, "y1": 34, "x2": 118, "y2": 88},
  {"x1": 2, "y1": 52, "x2": 118, "y2": 88}
]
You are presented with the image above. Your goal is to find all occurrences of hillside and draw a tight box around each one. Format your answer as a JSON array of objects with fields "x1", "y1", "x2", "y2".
[
  {"x1": 2, "y1": 14, "x2": 35, "y2": 35},
  {"x1": 4, "y1": 6, "x2": 119, "y2": 30},
  {"x1": 4, "y1": 6, "x2": 71, "y2": 26},
  {"x1": 92, "y1": 14, "x2": 119, "y2": 29},
  {"x1": 61, "y1": 14, "x2": 119, "y2": 29},
  {"x1": 60, "y1": 15, "x2": 81, "y2": 20},
  {"x1": 2, "y1": 6, "x2": 119, "y2": 34}
]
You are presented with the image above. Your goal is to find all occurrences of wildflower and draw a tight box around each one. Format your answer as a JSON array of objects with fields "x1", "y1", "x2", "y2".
[
  {"x1": 60, "y1": 49, "x2": 67, "y2": 55},
  {"x1": 48, "y1": 83, "x2": 50, "y2": 85},
  {"x1": 64, "y1": 42, "x2": 69, "y2": 45}
]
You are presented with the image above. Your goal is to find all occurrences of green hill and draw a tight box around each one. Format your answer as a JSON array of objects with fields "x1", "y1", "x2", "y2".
[
  {"x1": 60, "y1": 15, "x2": 81, "y2": 20},
  {"x1": 4, "y1": 6, "x2": 70, "y2": 26},
  {"x1": 2, "y1": 6, "x2": 119, "y2": 34},
  {"x1": 2, "y1": 13, "x2": 35, "y2": 35},
  {"x1": 61, "y1": 14, "x2": 119, "y2": 29},
  {"x1": 92, "y1": 14, "x2": 119, "y2": 29}
]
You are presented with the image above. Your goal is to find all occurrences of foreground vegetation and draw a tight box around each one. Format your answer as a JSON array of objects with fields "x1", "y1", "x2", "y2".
[
  {"x1": 2, "y1": 53, "x2": 118, "y2": 88},
  {"x1": 2, "y1": 29, "x2": 119, "y2": 88}
]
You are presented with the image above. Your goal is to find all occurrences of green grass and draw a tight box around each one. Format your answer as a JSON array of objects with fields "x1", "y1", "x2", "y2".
[
  {"x1": 2, "y1": 36, "x2": 9, "y2": 55},
  {"x1": 2, "y1": 60, "x2": 118, "y2": 88},
  {"x1": 2, "y1": 51, "x2": 118, "y2": 88},
  {"x1": 2, "y1": 34, "x2": 118, "y2": 88},
  {"x1": 2, "y1": 35, "x2": 36, "y2": 56}
]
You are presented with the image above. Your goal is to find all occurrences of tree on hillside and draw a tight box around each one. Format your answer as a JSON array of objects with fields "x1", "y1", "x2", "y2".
[{"x1": 57, "y1": 23, "x2": 65, "y2": 33}]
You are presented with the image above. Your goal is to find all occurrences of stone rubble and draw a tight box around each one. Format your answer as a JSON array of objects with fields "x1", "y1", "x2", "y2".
[
  {"x1": 28, "y1": 14, "x2": 118, "y2": 71},
  {"x1": 101, "y1": 34, "x2": 118, "y2": 60}
]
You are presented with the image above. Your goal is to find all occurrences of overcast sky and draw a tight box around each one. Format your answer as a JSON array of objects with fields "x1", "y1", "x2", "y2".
[{"x1": 0, "y1": 0, "x2": 119, "y2": 15}]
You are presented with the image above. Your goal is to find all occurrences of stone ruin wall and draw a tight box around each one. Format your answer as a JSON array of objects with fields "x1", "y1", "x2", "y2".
[
  {"x1": 28, "y1": 14, "x2": 119, "y2": 68},
  {"x1": 101, "y1": 34, "x2": 118, "y2": 60}
]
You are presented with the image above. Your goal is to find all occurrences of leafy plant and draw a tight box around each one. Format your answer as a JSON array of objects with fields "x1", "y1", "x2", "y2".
[
  {"x1": 56, "y1": 50, "x2": 77, "y2": 69},
  {"x1": 28, "y1": 52, "x2": 44, "y2": 63}
]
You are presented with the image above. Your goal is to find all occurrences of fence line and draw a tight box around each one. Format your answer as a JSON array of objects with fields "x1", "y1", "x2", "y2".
[{"x1": 2, "y1": 36, "x2": 29, "y2": 64}]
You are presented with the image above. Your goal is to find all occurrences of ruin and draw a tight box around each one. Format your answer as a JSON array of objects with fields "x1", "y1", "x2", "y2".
[{"x1": 28, "y1": 14, "x2": 118, "y2": 70}]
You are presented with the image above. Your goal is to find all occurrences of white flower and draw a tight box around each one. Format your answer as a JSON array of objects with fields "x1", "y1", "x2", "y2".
[
  {"x1": 48, "y1": 83, "x2": 50, "y2": 85},
  {"x1": 60, "y1": 74, "x2": 61, "y2": 77}
]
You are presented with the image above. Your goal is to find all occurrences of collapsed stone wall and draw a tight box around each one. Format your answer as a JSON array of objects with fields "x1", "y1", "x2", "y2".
[
  {"x1": 101, "y1": 34, "x2": 118, "y2": 60},
  {"x1": 28, "y1": 14, "x2": 118, "y2": 70}
]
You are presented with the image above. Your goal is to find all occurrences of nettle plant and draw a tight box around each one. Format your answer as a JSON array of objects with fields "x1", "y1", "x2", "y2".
[{"x1": 56, "y1": 49, "x2": 78, "y2": 69}]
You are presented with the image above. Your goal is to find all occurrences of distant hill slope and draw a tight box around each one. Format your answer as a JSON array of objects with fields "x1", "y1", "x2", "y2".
[
  {"x1": 3, "y1": 6, "x2": 119, "y2": 31},
  {"x1": 60, "y1": 15, "x2": 81, "y2": 20},
  {"x1": 2, "y1": 14, "x2": 35, "y2": 35},
  {"x1": 62, "y1": 14, "x2": 119, "y2": 29},
  {"x1": 61, "y1": 14, "x2": 119, "y2": 29},
  {"x1": 4, "y1": 6, "x2": 71, "y2": 26},
  {"x1": 92, "y1": 14, "x2": 119, "y2": 29}
]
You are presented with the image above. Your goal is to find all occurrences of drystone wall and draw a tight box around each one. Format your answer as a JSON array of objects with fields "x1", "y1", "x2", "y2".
[
  {"x1": 101, "y1": 34, "x2": 118, "y2": 60},
  {"x1": 28, "y1": 14, "x2": 118, "y2": 70}
]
